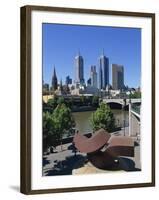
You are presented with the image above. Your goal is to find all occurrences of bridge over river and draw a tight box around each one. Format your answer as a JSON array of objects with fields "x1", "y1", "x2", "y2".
[
  {"x1": 103, "y1": 98, "x2": 141, "y2": 137},
  {"x1": 103, "y1": 98, "x2": 141, "y2": 107}
]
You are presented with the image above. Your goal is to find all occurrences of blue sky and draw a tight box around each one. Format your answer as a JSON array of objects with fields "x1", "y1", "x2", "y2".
[{"x1": 42, "y1": 23, "x2": 141, "y2": 88}]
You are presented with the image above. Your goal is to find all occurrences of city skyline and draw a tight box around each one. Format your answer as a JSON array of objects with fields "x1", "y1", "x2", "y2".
[{"x1": 43, "y1": 23, "x2": 141, "y2": 88}]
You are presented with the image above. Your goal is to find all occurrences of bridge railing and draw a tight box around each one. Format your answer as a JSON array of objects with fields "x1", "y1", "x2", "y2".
[{"x1": 131, "y1": 104, "x2": 140, "y2": 115}]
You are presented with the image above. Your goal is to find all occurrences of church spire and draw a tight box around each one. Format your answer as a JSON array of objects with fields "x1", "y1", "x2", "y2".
[
  {"x1": 52, "y1": 66, "x2": 58, "y2": 91},
  {"x1": 53, "y1": 66, "x2": 57, "y2": 77}
]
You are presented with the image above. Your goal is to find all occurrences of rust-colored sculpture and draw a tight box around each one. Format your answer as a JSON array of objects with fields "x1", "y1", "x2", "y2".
[
  {"x1": 73, "y1": 129, "x2": 111, "y2": 153},
  {"x1": 73, "y1": 129, "x2": 134, "y2": 169}
]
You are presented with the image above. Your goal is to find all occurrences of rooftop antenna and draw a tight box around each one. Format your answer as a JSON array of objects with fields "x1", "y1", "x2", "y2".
[
  {"x1": 53, "y1": 65, "x2": 56, "y2": 75},
  {"x1": 102, "y1": 48, "x2": 105, "y2": 56}
]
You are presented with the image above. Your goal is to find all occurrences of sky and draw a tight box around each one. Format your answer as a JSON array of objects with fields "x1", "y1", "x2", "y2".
[{"x1": 42, "y1": 23, "x2": 141, "y2": 88}]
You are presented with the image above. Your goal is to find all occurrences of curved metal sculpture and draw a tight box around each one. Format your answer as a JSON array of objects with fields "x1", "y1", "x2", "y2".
[
  {"x1": 73, "y1": 129, "x2": 134, "y2": 170},
  {"x1": 73, "y1": 129, "x2": 111, "y2": 153}
]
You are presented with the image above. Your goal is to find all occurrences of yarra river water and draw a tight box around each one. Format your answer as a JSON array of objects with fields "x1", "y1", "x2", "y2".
[{"x1": 72, "y1": 110, "x2": 129, "y2": 134}]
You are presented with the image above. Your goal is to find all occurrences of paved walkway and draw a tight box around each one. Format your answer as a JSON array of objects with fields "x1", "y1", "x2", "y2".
[{"x1": 43, "y1": 143, "x2": 87, "y2": 176}]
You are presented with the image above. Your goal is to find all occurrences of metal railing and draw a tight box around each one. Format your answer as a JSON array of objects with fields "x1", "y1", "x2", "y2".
[{"x1": 131, "y1": 104, "x2": 140, "y2": 115}]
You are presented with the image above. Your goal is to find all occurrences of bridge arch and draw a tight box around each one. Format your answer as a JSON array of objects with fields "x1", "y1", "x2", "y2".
[
  {"x1": 106, "y1": 102, "x2": 123, "y2": 109},
  {"x1": 103, "y1": 98, "x2": 141, "y2": 110}
]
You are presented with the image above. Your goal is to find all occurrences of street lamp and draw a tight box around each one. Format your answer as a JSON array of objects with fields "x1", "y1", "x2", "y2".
[
  {"x1": 128, "y1": 94, "x2": 131, "y2": 137},
  {"x1": 123, "y1": 98, "x2": 126, "y2": 136}
]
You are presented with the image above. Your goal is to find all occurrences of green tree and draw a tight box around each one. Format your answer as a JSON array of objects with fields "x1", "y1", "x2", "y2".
[
  {"x1": 90, "y1": 103, "x2": 116, "y2": 133},
  {"x1": 92, "y1": 95, "x2": 99, "y2": 107},
  {"x1": 47, "y1": 96, "x2": 58, "y2": 112},
  {"x1": 57, "y1": 96, "x2": 65, "y2": 105},
  {"x1": 129, "y1": 91, "x2": 141, "y2": 99},
  {"x1": 43, "y1": 112, "x2": 59, "y2": 150},
  {"x1": 43, "y1": 103, "x2": 75, "y2": 151},
  {"x1": 52, "y1": 103, "x2": 75, "y2": 150}
]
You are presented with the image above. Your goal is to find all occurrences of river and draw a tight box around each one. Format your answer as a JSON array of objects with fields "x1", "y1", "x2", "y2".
[{"x1": 72, "y1": 109, "x2": 129, "y2": 134}]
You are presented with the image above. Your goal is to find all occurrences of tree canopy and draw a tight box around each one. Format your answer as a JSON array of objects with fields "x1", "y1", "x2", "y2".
[
  {"x1": 52, "y1": 103, "x2": 75, "y2": 139},
  {"x1": 129, "y1": 91, "x2": 141, "y2": 99},
  {"x1": 43, "y1": 103, "x2": 75, "y2": 150},
  {"x1": 43, "y1": 111, "x2": 58, "y2": 149},
  {"x1": 90, "y1": 103, "x2": 116, "y2": 133},
  {"x1": 44, "y1": 96, "x2": 58, "y2": 113},
  {"x1": 92, "y1": 95, "x2": 99, "y2": 107}
]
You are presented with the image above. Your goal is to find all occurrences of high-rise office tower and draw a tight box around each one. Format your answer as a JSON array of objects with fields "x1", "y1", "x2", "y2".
[
  {"x1": 98, "y1": 51, "x2": 109, "y2": 90},
  {"x1": 99, "y1": 64, "x2": 103, "y2": 90},
  {"x1": 112, "y1": 64, "x2": 124, "y2": 90},
  {"x1": 52, "y1": 67, "x2": 58, "y2": 91},
  {"x1": 90, "y1": 65, "x2": 97, "y2": 88},
  {"x1": 75, "y1": 51, "x2": 84, "y2": 84}
]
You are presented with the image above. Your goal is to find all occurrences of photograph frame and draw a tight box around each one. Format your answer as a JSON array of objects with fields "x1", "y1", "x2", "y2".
[{"x1": 20, "y1": 5, "x2": 155, "y2": 194}]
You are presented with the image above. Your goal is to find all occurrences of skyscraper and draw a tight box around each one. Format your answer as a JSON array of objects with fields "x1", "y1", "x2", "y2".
[
  {"x1": 52, "y1": 67, "x2": 58, "y2": 91},
  {"x1": 98, "y1": 51, "x2": 109, "y2": 90},
  {"x1": 90, "y1": 65, "x2": 97, "y2": 88},
  {"x1": 112, "y1": 64, "x2": 124, "y2": 90},
  {"x1": 75, "y1": 51, "x2": 84, "y2": 84},
  {"x1": 98, "y1": 64, "x2": 103, "y2": 90}
]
